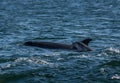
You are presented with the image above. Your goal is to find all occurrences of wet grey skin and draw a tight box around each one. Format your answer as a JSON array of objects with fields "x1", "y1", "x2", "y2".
[{"x1": 24, "y1": 38, "x2": 92, "y2": 52}]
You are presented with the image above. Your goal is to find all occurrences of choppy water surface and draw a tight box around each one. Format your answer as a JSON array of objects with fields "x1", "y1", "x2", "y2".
[{"x1": 0, "y1": 0, "x2": 120, "y2": 83}]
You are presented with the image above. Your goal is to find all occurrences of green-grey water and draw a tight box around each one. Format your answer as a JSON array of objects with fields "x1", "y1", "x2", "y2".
[{"x1": 0, "y1": 0, "x2": 120, "y2": 83}]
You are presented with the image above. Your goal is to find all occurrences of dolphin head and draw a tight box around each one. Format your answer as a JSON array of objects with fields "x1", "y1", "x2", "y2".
[{"x1": 24, "y1": 41, "x2": 33, "y2": 46}]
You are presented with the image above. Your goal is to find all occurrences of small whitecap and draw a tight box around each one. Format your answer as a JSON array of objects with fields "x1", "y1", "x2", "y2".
[
  {"x1": 111, "y1": 74, "x2": 120, "y2": 79},
  {"x1": 97, "y1": 52, "x2": 108, "y2": 56},
  {"x1": 57, "y1": 58, "x2": 64, "y2": 61},
  {"x1": 68, "y1": 54, "x2": 89, "y2": 59},
  {"x1": 39, "y1": 60, "x2": 51, "y2": 64},
  {"x1": 100, "y1": 68, "x2": 106, "y2": 74},
  {"x1": 106, "y1": 47, "x2": 120, "y2": 54},
  {"x1": 15, "y1": 57, "x2": 54, "y2": 67},
  {"x1": 44, "y1": 52, "x2": 61, "y2": 56},
  {"x1": 5, "y1": 64, "x2": 11, "y2": 68},
  {"x1": 81, "y1": 54, "x2": 89, "y2": 58},
  {"x1": 15, "y1": 57, "x2": 28, "y2": 62},
  {"x1": 0, "y1": 63, "x2": 13, "y2": 70}
]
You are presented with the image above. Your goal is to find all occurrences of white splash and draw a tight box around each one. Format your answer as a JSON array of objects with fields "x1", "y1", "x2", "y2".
[
  {"x1": 15, "y1": 57, "x2": 54, "y2": 66},
  {"x1": 57, "y1": 58, "x2": 64, "y2": 61},
  {"x1": 0, "y1": 63, "x2": 12, "y2": 69},
  {"x1": 111, "y1": 74, "x2": 120, "y2": 79},
  {"x1": 106, "y1": 47, "x2": 120, "y2": 54}
]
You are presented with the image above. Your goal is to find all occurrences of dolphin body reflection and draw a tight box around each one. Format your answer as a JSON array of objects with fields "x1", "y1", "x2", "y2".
[{"x1": 24, "y1": 38, "x2": 92, "y2": 52}]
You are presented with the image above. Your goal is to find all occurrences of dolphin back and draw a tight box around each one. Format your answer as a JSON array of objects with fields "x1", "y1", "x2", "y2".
[
  {"x1": 24, "y1": 41, "x2": 72, "y2": 49},
  {"x1": 24, "y1": 38, "x2": 93, "y2": 52}
]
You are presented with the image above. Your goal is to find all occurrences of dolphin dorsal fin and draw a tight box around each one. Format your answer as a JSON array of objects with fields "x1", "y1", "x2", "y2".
[
  {"x1": 81, "y1": 38, "x2": 92, "y2": 46},
  {"x1": 72, "y1": 41, "x2": 92, "y2": 52}
]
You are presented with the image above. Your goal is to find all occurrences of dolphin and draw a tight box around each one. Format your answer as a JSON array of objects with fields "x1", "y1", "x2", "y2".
[{"x1": 24, "y1": 38, "x2": 92, "y2": 52}]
